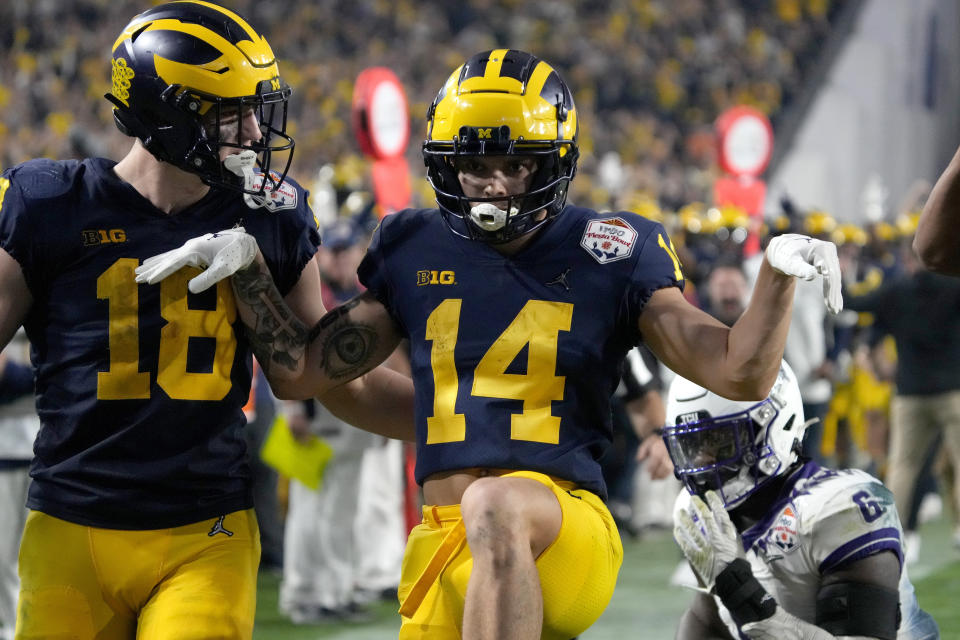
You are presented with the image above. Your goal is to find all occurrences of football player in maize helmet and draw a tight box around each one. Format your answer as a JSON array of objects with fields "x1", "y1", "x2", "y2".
[
  {"x1": 422, "y1": 49, "x2": 578, "y2": 244},
  {"x1": 133, "y1": 45, "x2": 853, "y2": 639},
  {"x1": 662, "y1": 360, "x2": 807, "y2": 509},
  {"x1": 105, "y1": 0, "x2": 294, "y2": 196},
  {"x1": 0, "y1": 3, "x2": 420, "y2": 638}
]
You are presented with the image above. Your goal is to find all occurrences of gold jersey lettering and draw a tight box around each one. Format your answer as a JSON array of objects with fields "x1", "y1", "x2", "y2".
[{"x1": 417, "y1": 270, "x2": 456, "y2": 285}]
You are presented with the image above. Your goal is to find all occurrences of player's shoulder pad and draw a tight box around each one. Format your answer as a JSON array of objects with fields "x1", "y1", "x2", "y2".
[
  {"x1": 581, "y1": 208, "x2": 669, "y2": 235},
  {"x1": 374, "y1": 208, "x2": 435, "y2": 244},
  {"x1": 604, "y1": 209, "x2": 673, "y2": 245},
  {"x1": 612, "y1": 208, "x2": 668, "y2": 233},
  {"x1": 627, "y1": 210, "x2": 678, "y2": 256},
  {"x1": 3, "y1": 158, "x2": 84, "y2": 202},
  {"x1": 566, "y1": 206, "x2": 661, "y2": 232},
  {"x1": 794, "y1": 468, "x2": 896, "y2": 533}
]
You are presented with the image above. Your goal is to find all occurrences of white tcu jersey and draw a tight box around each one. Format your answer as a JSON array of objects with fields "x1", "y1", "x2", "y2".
[{"x1": 674, "y1": 461, "x2": 938, "y2": 639}]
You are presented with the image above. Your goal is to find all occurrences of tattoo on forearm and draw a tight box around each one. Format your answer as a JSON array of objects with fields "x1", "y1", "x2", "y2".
[
  {"x1": 310, "y1": 297, "x2": 380, "y2": 381},
  {"x1": 232, "y1": 262, "x2": 308, "y2": 374},
  {"x1": 307, "y1": 297, "x2": 360, "y2": 342},
  {"x1": 323, "y1": 324, "x2": 379, "y2": 380}
]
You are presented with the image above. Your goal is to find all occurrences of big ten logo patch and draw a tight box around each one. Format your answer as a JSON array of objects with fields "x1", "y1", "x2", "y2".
[
  {"x1": 417, "y1": 270, "x2": 456, "y2": 286},
  {"x1": 82, "y1": 229, "x2": 127, "y2": 246}
]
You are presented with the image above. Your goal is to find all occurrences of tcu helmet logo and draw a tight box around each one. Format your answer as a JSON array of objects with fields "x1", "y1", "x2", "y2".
[{"x1": 580, "y1": 217, "x2": 638, "y2": 264}]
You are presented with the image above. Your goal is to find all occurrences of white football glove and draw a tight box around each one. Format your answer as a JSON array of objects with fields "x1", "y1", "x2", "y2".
[
  {"x1": 673, "y1": 490, "x2": 744, "y2": 592},
  {"x1": 134, "y1": 227, "x2": 257, "y2": 294},
  {"x1": 765, "y1": 233, "x2": 843, "y2": 314}
]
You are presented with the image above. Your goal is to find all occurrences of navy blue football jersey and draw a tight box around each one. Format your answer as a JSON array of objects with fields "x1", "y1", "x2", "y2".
[
  {"x1": 358, "y1": 205, "x2": 684, "y2": 498},
  {"x1": 0, "y1": 158, "x2": 319, "y2": 529}
]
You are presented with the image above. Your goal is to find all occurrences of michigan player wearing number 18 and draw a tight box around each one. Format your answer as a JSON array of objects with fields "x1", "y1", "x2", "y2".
[
  {"x1": 0, "y1": 2, "x2": 413, "y2": 639},
  {"x1": 138, "y1": 50, "x2": 845, "y2": 640}
]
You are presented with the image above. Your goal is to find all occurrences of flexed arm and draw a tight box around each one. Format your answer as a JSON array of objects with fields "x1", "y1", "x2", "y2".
[
  {"x1": 641, "y1": 234, "x2": 840, "y2": 401},
  {"x1": 230, "y1": 253, "x2": 413, "y2": 439},
  {"x1": 641, "y1": 260, "x2": 797, "y2": 400}
]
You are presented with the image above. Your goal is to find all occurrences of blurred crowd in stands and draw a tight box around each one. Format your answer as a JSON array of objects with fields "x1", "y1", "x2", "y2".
[{"x1": 0, "y1": 0, "x2": 838, "y2": 211}]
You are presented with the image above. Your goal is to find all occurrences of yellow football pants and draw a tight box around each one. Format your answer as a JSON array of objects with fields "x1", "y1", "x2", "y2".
[
  {"x1": 16, "y1": 509, "x2": 259, "y2": 640},
  {"x1": 397, "y1": 470, "x2": 623, "y2": 639}
]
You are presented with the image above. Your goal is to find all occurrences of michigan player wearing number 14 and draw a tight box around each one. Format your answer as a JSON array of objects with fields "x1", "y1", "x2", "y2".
[{"x1": 138, "y1": 50, "x2": 845, "y2": 640}]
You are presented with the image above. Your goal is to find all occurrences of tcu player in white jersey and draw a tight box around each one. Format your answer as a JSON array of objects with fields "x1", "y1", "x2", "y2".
[{"x1": 663, "y1": 361, "x2": 938, "y2": 640}]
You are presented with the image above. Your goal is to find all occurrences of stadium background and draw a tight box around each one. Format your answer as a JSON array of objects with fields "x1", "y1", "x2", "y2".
[{"x1": 1, "y1": 0, "x2": 959, "y2": 637}]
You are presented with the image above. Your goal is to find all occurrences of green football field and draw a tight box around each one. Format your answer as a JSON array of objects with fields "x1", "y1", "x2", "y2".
[{"x1": 252, "y1": 512, "x2": 960, "y2": 639}]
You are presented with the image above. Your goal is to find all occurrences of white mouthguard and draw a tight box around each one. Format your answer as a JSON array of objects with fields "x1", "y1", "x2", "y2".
[
  {"x1": 223, "y1": 150, "x2": 269, "y2": 210},
  {"x1": 469, "y1": 203, "x2": 518, "y2": 231}
]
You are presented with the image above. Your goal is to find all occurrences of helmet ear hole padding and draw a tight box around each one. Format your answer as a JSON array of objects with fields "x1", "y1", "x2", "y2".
[
  {"x1": 107, "y1": 95, "x2": 138, "y2": 139},
  {"x1": 106, "y1": 87, "x2": 196, "y2": 166},
  {"x1": 782, "y1": 414, "x2": 796, "y2": 431}
]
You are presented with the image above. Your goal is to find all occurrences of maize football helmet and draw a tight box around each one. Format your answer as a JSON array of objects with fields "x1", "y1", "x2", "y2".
[
  {"x1": 105, "y1": 1, "x2": 293, "y2": 195},
  {"x1": 661, "y1": 361, "x2": 806, "y2": 509},
  {"x1": 423, "y1": 49, "x2": 579, "y2": 243}
]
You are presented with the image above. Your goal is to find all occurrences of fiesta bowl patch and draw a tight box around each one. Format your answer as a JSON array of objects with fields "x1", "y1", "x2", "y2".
[
  {"x1": 251, "y1": 171, "x2": 298, "y2": 211},
  {"x1": 580, "y1": 217, "x2": 638, "y2": 264},
  {"x1": 768, "y1": 504, "x2": 800, "y2": 553}
]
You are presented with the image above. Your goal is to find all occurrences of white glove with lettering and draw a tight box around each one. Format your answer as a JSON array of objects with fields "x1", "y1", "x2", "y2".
[
  {"x1": 673, "y1": 490, "x2": 744, "y2": 592},
  {"x1": 135, "y1": 227, "x2": 257, "y2": 293},
  {"x1": 765, "y1": 233, "x2": 843, "y2": 314}
]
